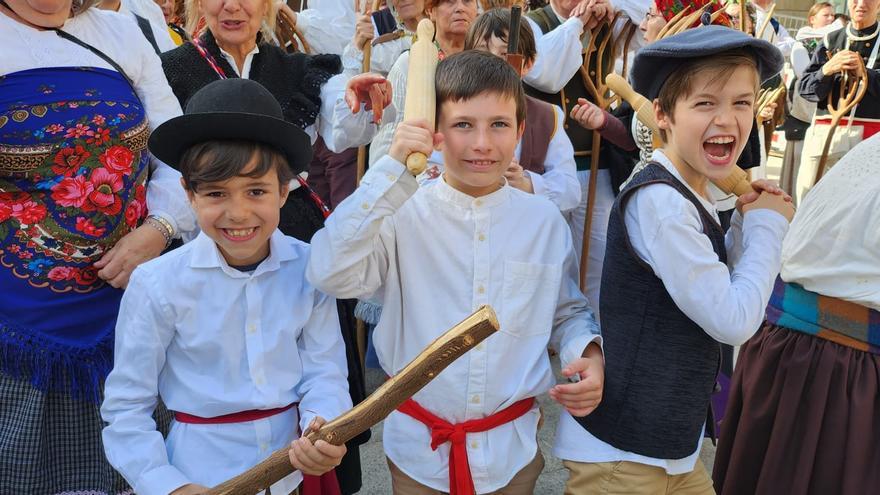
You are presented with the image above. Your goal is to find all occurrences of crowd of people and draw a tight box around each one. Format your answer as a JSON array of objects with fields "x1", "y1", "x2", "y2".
[{"x1": 0, "y1": 0, "x2": 877, "y2": 494}]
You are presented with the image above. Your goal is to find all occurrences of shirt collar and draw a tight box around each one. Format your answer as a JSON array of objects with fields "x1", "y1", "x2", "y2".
[
  {"x1": 652, "y1": 149, "x2": 717, "y2": 212},
  {"x1": 189, "y1": 229, "x2": 298, "y2": 277},
  {"x1": 218, "y1": 43, "x2": 260, "y2": 78},
  {"x1": 431, "y1": 174, "x2": 510, "y2": 209}
]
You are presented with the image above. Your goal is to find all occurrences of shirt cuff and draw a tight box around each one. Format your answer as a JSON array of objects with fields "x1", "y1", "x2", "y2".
[
  {"x1": 742, "y1": 207, "x2": 789, "y2": 242},
  {"x1": 527, "y1": 170, "x2": 547, "y2": 197},
  {"x1": 560, "y1": 334, "x2": 604, "y2": 371},
  {"x1": 135, "y1": 464, "x2": 190, "y2": 495}
]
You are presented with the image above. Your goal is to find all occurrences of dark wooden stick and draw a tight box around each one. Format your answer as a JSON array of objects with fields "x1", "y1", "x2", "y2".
[{"x1": 205, "y1": 306, "x2": 500, "y2": 495}]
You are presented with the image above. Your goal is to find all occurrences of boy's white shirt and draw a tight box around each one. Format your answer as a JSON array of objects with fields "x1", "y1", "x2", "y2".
[
  {"x1": 101, "y1": 231, "x2": 351, "y2": 495},
  {"x1": 554, "y1": 149, "x2": 789, "y2": 474},
  {"x1": 307, "y1": 155, "x2": 601, "y2": 493},
  {"x1": 423, "y1": 105, "x2": 581, "y2": 212}
]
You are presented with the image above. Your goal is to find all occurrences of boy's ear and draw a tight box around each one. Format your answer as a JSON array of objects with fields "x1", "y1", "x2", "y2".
[
  {"x1": 516, "y1": 120, "x2": 526, "y2": 141},
  {"x1": 278, "y1": 181, "x2": 290, "y2": 206},
  {"x1": 653, "y1": 98, "x2": 670, "y2": 132},
  {"x1": 521, "y1": 59, "x2": 535, "y2": 79}
]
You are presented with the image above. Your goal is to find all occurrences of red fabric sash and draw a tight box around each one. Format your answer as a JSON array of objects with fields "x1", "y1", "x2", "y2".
[
  {"x1": 397, "y1": 397, "x2": 536, "y2": 495},
  {"x1": 173, "y1": 403, "x2": 341, "y2": 495},
  {"x1": 173, "y1": 403, "x2": 296, "y2": 424}
]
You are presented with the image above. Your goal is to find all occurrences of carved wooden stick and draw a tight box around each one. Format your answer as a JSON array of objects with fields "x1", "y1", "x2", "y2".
[
  {"x1": 205, "y1": 305, "x2": 500, "y2": 495},
  {"x1": 577, "y1": 16, "x2": 618, "y2": 292},
  {"x1": 403, "y1": 19, "x2": 440, "y2": 175},
  {"x1": 656, "y1": 6, "x2": 692, "y2": 40},
  {"x1": 356, "y1": 0, "x2": 383, "y2": 188},
  {"x1": 605, "y1": 73, "x2": 794, "y2": 214},
  {"x1": 738, "y1": 0, "x2": 746, "y2": 33},
  {"x1": 814, "y1": 58, "x2": 868, "y2": 185},
  {"x1": 275, "y1": 6, "x2": 311, "y2": 54}
]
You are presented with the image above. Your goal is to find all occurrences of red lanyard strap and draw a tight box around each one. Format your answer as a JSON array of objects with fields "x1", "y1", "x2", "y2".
[{"x1": 191, "y1": 36, "x2": 229, "y2": 79}]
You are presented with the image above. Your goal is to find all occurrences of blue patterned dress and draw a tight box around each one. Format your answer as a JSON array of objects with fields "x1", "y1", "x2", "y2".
[{"x1": 0, "y1": 66, "x2": 152, "y2": 494}]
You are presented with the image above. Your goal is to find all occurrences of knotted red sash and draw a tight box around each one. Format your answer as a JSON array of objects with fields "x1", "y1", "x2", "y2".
[{"x1": 396, "y1": 397, "x2": 536, "y2": 495}]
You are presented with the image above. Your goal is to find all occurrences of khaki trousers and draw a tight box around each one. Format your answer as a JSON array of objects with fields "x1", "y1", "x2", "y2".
[
  {"x1": 388, "y1": 451, "x2": 544, "y2": 495},
  {"x1": 563, "y1": 458, "x2": 715, "y2": 495}
]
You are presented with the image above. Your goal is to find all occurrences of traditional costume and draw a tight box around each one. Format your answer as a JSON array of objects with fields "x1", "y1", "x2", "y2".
[
  {"x1": 557, "y1": 27, "x2": 788, "y2": 494},
  {"x1": 713, "y1": 133, "x2": 880, "y2": 495},
  {"x1": 797, "y1": 20, "x2": 880, "y2": 198},
  {"x1": 0, "y1": 6, "x2": 193, "y2": 493}
]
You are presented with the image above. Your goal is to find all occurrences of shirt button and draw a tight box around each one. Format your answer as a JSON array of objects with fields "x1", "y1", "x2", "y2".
[
  {"x1": 471, "y1": 394, "x2": 480, "y2": 404},
  {"x1": 247, "y1": 324, "x2": 256, "y2": 334},
  {"x1": 361, "y1": 202, "x2": 370, "y2": 210},
  {"x1": 478, "y1": 233, "x2": 485, "y2": 242},
  {"x1": 474, "y1": 199, "x2": 483, "y2": 207},
  {"x1": 470, "y1": 441, "x2": 479, "y2": 449},
  {"x1": 476, "y1": 343, "x2": 485, "y2": 351},
  {"x1": 477, "y1": 285, "x2": 485, "y2": 294},
  {"x1": 386, "y1": 173, "x2": 396, "y2": 182},
  {"x1": 255, "y1": 376, "x2": 265, "y2": 386},
  {"x1": 260, "y1": 442, "x2": 268, "y2": 452}
]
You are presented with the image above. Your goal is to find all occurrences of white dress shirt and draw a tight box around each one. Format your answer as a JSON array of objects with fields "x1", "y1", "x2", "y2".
[
  {"x1": 0, "y1": 7, "x2": 196, "y2": 237},
  {"x1": 341, "y1": 21, "x2": 413, "y2": 76},
  {"x1": 216, "y1": 46, "x2": 390, "y2": 153},
  {"x1": 296, "y1": 0, "x2": 357, "y2": 55},
  {"x1": 554, "y1": 149, "x2": 789, "y2": 474},
  {"x1": 119, "y1": 0, "x2": 177, "y2": 53},
  {"x1": 101, "y1": 231, "x2": 351, "y2": 495},
  {"x1": 523, "y1": 15, "x2": 588, "y2": 93},
  {"x1": 781, "y1": 133, "x2": 880, "y2": 311},
  {"x1": 307, "y1": 155, "x2": 600, "y2": 492},
  {"x1": 422, "y1": 105, "x2": 581, "y2": 212}
]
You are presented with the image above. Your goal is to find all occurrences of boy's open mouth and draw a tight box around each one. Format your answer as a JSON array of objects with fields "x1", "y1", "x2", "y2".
[
  {"x1": 703, "y1": 136, "x2": 735, "y2": 165},
  {"x1": 221, "y1": 227, "x2": 258, "y2": 241}
]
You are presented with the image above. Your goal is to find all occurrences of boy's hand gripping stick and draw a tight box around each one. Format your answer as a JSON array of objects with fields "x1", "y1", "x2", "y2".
[
  {"x1": 402, "y1": 19, "x2": 440, "y2": 175},
  {"x1": 605, "y1": 73, "x2": 794, "y2": 217},
  {"x1": 205, "y1": 305, "x2": 501, "y2": 495}
]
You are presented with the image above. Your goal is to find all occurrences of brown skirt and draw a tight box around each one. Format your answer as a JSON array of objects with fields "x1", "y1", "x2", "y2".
[{"x1": 713, "y1": 323, "x2": 880, "y2": 495}]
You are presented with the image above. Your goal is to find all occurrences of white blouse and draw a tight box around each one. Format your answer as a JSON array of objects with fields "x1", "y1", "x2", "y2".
[{"x1": 0, "y1": 8, "x2": 196, "y2": 236}]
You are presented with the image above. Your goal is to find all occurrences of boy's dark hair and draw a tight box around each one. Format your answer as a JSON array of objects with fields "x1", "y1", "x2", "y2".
[
  {"x1": 436, "y1": 50, "x2": 526, "y2": 125},
  {"x1": 655, "y1": 49, "x2": 758, "y2": 141},
  {"x1": 465, "y1": 7, "x2": 537, "y2": 65},
  {"x1": 179, "y1": 140, "x2": 295, "y2": 192}
]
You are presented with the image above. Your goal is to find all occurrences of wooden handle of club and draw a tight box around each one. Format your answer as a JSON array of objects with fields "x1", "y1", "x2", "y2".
[
  {"x1": 403, "y1": 19, "x2": 439, "y2": 175},
  {"x1": 606, "y1": 73, "x2": 762, "y2": 198},
  {"x1": 205, "y1": 305, "x2": 500, "y2": 495}
]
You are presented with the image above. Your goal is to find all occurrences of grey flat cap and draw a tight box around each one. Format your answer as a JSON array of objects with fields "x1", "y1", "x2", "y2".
[{"x1": 632, "y1": 25, "x2": 784, "y2": 100}]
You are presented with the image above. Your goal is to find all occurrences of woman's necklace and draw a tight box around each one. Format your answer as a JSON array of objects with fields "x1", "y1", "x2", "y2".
[{"x1": 846, "y1": 22, "x2": 880, "y2": 42}]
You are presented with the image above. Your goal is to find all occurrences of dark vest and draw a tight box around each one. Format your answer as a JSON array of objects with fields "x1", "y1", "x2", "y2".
[
  {"x1": 372, "y1": 8, "x2": 398, "y2": 36},
  {"x1": 525, "y1": 5, "x2": 612, "y2": 167},
  {"x1": 577, "y1": 163, "x2": 724, "y2": 459},
  {"x1": 519, "y1": 96, "x2": 557, "y2": 175},
  {"x1": 818, "y1": 24, "x2": 880, "y2": 119}
]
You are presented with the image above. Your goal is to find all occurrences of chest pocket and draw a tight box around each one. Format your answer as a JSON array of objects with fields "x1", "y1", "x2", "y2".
[{"x1": 500, "y1": 260, "x2": 563, "y2": 337}]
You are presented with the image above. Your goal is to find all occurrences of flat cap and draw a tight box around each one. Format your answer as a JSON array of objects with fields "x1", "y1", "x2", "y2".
[{"x1": 632, "y1": 25, "x2": 784, "y2": 100}]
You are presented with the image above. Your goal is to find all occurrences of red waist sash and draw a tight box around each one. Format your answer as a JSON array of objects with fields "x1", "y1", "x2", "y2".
[
  {"x1": 173, "y1": 402, "x2": 341, "y2": 495},
  {"x1": 173, "y1": 402, "x2": 296, "y2": 424},
  {"x1": 397, "y1": 397, "x2": 536, "y2": 495}
]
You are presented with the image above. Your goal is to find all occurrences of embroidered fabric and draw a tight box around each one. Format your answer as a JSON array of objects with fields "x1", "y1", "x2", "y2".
[{"x1": 0, "y1": 67, "x2": 149, "y2": 401}]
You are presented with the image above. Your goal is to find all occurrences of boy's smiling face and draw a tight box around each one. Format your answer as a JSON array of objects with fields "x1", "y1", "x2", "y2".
[
  {"x1": 436, "y1": 91, "x2": 524, "y2": 197},
  {"x1": 655, "y1": 64, "x2": 757, "y2": 194},
  {"x1": 186, "y1": 157, "x2": 289, "y2": 266}
]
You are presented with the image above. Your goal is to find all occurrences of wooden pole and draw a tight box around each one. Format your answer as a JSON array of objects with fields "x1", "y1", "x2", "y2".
[{"x1": 205, "y1": 306, "x2": 501, "y2": 495}]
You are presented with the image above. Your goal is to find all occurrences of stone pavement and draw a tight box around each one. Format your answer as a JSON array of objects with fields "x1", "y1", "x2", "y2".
[{"x1": 355, "y1": 361, "x2": 718, "y2": 494}]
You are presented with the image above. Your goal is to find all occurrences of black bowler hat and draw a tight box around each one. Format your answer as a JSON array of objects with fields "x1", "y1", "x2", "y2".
[
  {"x1": 632, "y1": 25, "x2": 785, "y2": 101},
  {"x1": 149, "y1": 79, "x2": 313, "y2": 173}
]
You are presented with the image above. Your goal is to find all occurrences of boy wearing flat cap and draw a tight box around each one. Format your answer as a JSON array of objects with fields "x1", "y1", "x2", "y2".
[
  {"x1": 100, "y1": 79, "x2": 351, "y2": 495},
  {"x1": 556, "y1": 26, "x2": 794, "y2": 494}
]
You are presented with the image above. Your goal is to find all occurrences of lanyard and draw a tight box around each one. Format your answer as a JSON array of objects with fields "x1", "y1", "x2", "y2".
[{"x1": 188, "y1": 36, "x2": 332, "y2": 218}]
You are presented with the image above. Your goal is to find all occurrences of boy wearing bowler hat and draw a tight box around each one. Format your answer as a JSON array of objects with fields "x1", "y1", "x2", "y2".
[
  {"x1": 556, "y1": 26, "x2": 795, "y2": 494},
  {"x1": 100, "y1": 79, "x2": 351, "y2": 495}
]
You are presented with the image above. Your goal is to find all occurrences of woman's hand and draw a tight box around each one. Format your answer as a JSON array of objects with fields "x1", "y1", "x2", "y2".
[
  {"x1": 821, "y1": 49, "x2": 862, "y2": 76},
  {"x1": 353, "y1": 10, "x2": 375, "y2": 50},
  {"x1": 345, "y1": 73, "x2": 392, "y2": 123},
  {"x1": 505, "y1": 160, "x2": 534, "y2": 193},
  {"x1": 757, "y1": 101, "x2": 777, "y2": 124},
  {"x1": 94, "y1": 223, "x2": 167, "y2": 288}
]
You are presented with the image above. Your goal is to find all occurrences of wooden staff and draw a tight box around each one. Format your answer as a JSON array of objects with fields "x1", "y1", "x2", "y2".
[
  {"x1": 356, "y1": 0, "x2": 382, "y2": 186},
  {"x1": 755, "y1": 3, "x2": 776, "y2": 39},
  {"x1": 275, "y1": 5, "x2": 311, "y2": 54},
  {"x1": 205, "y1": 306, "x2": 501, "y2": 495},
  {"x1": 606, "y1": 74, "x2": 795, "y2": 215},
  {"x1": 403, "y1": 19, "x2": 440, "y2": 175},
  {"x1": 577, "y1": 14, "x2": 618, "y2": 292},
  {"x1": 814, "y1": 57, "x2": 868, "y2": 184},
  {"x1": 738, "y1": 0, "x2": 746, "y2": 33},
  {"x1": 655, "y1": 6, "x2": 692, "y2": 40}
]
